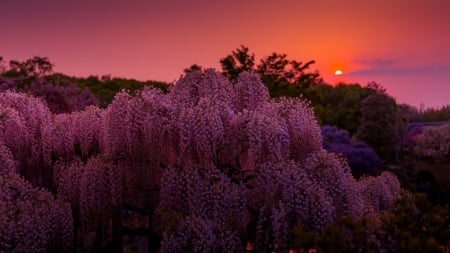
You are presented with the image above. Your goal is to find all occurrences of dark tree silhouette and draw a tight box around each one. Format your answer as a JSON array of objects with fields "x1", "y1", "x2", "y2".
[
  {"x1": 5, "y1": 56, "x2": 53, "y2": 77},
  {"x1": 220, "y1": 45, "x2": 255, "y2": 81},
  {"x1": 183, "y1": 64, "x2": 203, "y2": 74},
  {"x1": 220, "y1": 46, "x2": 322, "y2": 98},
  {"x1": 355, "y1": 92, "x2": 402, "y2": 162}
]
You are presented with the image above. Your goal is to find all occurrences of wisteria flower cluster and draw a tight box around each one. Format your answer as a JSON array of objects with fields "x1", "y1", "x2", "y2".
[
  {"x1": 0, "y1": 142, "x2": 72, "y2": 252},
  {"x1": 0, "y1": 70, "x2": 403, "y2": 252},
  {"x1": 0, "y1": 76, "x2": 99, "y2": 113},
  {"x1": 414, "y1": 122, "x2": 450, "y2": 162},
  {"x1": 321, "y1": 125, "x2": 381, "y2": 177}
]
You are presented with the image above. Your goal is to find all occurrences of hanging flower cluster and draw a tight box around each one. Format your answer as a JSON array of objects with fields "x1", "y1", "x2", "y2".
[{"x1": 0, "y1": 70, "x2": 404, "y2": 252}]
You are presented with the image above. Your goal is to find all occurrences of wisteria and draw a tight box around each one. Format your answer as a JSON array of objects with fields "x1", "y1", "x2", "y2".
[
  {"x1": 0, "y1": 70, "x2": 406, "y2": 252},
  {"x1": 159, "y1": 166, "x2": 248, "y2": 252},
  {"x1": 403, "y1": 123, "x2": 423, "y2": 149},
  {"x1": 153, "y1": 71, "x2": 402, "y2": 252},
  {"x1": 0, "y1": 149, "x2": 72, "y2": 252},
  {"x1": 321, "y1": 125, "x2": 381, "y2": 177},
  {"x1": 414, "y1": 122, "x2": 450, "y2": 162},
  {"x1": 0, "y1": 91, "x2": 54, "y2": 188},
  {"x1": 0, "y1": 76, "x2": 99, "y2": 113},
  {"x1": 0, "y1": 141, "x2": 16, "y2": 176}
]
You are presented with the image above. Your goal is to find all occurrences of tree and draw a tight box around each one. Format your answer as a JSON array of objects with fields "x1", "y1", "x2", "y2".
[
  {"x1": 419, "y1": 105, "x2": 450, "y2": 122},
  {"x1": 4, "y1": 56, "x2": 53, "y2": 77},
  {"x1": 0, "y1": 71, "x2": 406, "y2": 252},
  {"x1": 366, "y1": 81, "x2": 387, "y2": 94},
  {"x1": 398, "y1": 103, "x2": 420, "y2": 123},
  {"x1": 414, "y1": 122, "x2": 450, "y2": 163},
  {"x1": 305, "y1": 83, "x2": 375, "y2": 134},
  {"x1": 0, "y1": 141, "x2": 72, "y2": 253},
  {"x1": 321, "y1": 125, "x2": 381, "y2": 177},
  {"x1": 355, "y1": 92, "x2": 402, "y2": 162},
  {"x1": 0, "y1": 91, "x2": 54, "y2": 188},
  {"x1": 220, "y1": 45, "x2": 255, "y2": 81},
  {"x1": 403, "y1": 123, "x2": 423, "y2": 150},
  {"x1": 257, "y1": 53, "x2": 321, "y2": 97},
  {"x1": 257, "y1": 53, "x2": 320, "y2": 89},
  {"x1": 1, "y1": 59, "x2": 100, "y2": 113},
  {"x1": 155, "y1": 70, "x2": 401, "y2": 252},
  {"x1": 183, "y1": 64, "x2": 203, "y2": 74},
  {"x1": 26, "y1": 78, "x2": 99, "y2": 113},
  {"x1": 219, "y1": 46, "x2": 321, "y2": 96}
]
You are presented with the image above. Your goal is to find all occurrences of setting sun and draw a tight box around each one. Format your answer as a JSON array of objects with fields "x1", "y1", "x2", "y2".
[{"x1": 335, "y1": 70, "x2": 343, "y2": 75}]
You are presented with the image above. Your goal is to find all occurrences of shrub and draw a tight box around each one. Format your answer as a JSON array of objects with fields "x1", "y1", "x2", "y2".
[{"x1": 322, "y1": 125, "x2": 381, "y2": 177}]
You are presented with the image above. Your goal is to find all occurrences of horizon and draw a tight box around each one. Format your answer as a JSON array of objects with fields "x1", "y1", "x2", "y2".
[{"x1": 1, "y1": 0, "x2": 449, "y2": 108}]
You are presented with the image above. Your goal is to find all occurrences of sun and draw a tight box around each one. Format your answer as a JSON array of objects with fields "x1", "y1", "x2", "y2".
[{"x1": 335, "y1": 70, "x2": 343, "y2": 76}]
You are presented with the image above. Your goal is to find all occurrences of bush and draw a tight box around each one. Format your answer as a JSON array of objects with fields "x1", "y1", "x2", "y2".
[
  {"x1": 322, "y1": 125, "x2": 381, "y2": 177},
  {"x1": 414, "y1": 122, "x2": 450, "y2": 163}
]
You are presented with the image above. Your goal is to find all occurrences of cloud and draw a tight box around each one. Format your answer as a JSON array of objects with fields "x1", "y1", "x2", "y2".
[
  {"x1": 347, "y1": 57, "x2": 450, "y2": 77},
  {"x1": 353, "y1": 58, "x2": 396, "y2": 68}
]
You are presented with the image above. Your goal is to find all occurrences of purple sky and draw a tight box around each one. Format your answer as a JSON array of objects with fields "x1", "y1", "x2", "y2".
[{"x1": 1, "y1": 0, "x2": 449, "y2": 108}]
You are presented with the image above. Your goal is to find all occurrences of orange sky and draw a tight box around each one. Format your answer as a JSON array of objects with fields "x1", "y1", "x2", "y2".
[{"x1": 1, "y1": 0, "x2": 449, "y2": 108}]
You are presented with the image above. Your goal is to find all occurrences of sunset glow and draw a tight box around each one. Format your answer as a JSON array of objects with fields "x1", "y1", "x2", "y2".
[
  {"x1": 1, "y1": 0, "x2": 449, "y2": 108},
  {"x1": 335, "y1": 70, "x2": 343, "y2": 76}
]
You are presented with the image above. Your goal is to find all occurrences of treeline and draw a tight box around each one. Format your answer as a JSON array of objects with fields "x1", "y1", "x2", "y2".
[
  {"x1": 1, "y1": 51, "x2": 448, "y2": 166},
  {"x1": 1, "y1": 52, "x2": 448, "y2": 166},
  {"x1": 1, "y1": 51, "x2": 449, "y2": 123},
  {"x1": 0, "y1": 56, "x2": 167, "y2": 109},
  {"x1": 419, "y1": 105, "x2": 450, "y2": 122}
]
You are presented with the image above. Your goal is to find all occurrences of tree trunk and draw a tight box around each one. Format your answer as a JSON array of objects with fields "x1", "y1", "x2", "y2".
[
  {"x1": 111, "y1": 208, "x2": 123, "y2": 253},
  {"x1": 92, "y1": 221, "x2": 103, "y2": 252}
]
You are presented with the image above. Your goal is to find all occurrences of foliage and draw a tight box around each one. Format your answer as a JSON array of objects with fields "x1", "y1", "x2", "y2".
[
  {"x1": 204, "y1": 48, "x2": 378, "y2": 134},
  {"x1": 2, "y1": 56, "x2": 53, "y2": 77},
  {"x1": 414, "y1": 122, "x2": 450, "y2": 163},
  {"x1": 403, "y1": 123, "x2": 424, "y2": 149},
  {"x1": 28, "y1": 78, "x2": 99, "y2": 113},
  {"x1": 0, "y1": 74, "x2": 100, "y2": 114},
  {"x1": 420, "y1": 105, "x2": 450, "y2": 122},
  {"x1": 307, "y1": 84, "x2": 375, "y2": 134},
  {"x1": 355, "y1": 91, "x2": 402, "y2": 162},
  {"x1": 219, "y1": 45, "x2": 322, "y2": 97},
  {"x1": 321, "y1": 125, "x2": 381, "y2": 177},
  {"x1": 411, "y1": 163, "x2": 450, "y2": 206},
  {"x1": 220, "y1": 45, "x2": 256, "y2": 81},
  {"x1": 68, "y1": 74, "x2": 168, "y2": 107},
  {"x1": 183, "y1": 64, "x2": 203, "y2": 74},
  {"x1": 387, "y1": 193, "x2": 450, "y2": 252},
  {"x1": 0, "y1": 91, "x2": 55, "y2": 188},
  {"x1": 291, "y1": 192, "x2": 449, "y2": 253},
  {"x1": 1, "y1": 56, "x2": 168, "y2": 109},
  {"x1": 0, "y1": 70, "x2": 406, "y2": 252},
  {"x1": 257, "y1": 52, "x2": 321, "y2": 94},
  {"x1": 0, "y1": 142, "x2": 72, "y2": 253},
  {"x1": 5, "y1": 54, "x2": 449, "y2": 252},
  {"x1": 398, "y1": 103, "x2": 421, "y2": 123},
  {"x1": 158, "y1": 166, "x2": 248, "y2": 253},
  {"x1": 154, "y1": 70, "x2": 401, "y2": 252}
]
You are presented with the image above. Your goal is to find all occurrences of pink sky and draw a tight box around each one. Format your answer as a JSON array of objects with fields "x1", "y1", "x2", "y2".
[{"x1": 1, "y1": 0, "x2": 449, "y2": 108}]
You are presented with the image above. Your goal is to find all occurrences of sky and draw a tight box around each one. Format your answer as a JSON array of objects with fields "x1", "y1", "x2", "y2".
[{"x1": 1, "y1": 0, "x2": 449, "y2": 108}]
